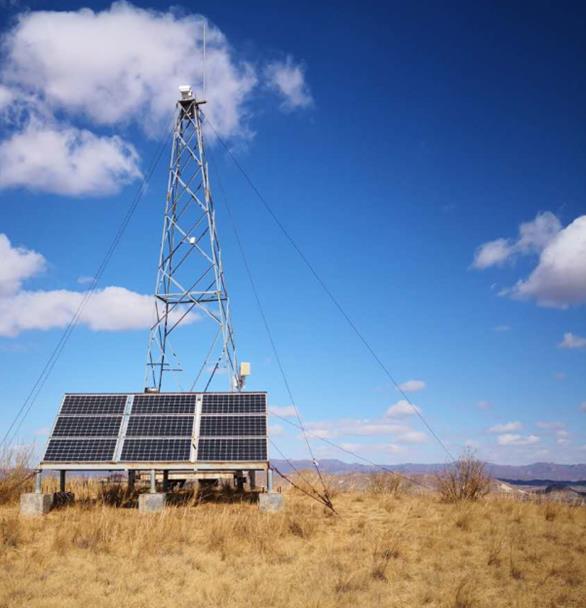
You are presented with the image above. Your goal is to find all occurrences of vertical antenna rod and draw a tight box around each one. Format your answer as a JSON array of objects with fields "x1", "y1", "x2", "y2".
[{"x1": 144, "y1": 86, "x2": 241, "y2": 392}]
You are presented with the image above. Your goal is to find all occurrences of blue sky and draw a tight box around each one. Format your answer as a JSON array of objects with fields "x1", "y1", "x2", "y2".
[{"x1": 0, "y1": 1, "x2": 584, "y2": 465}]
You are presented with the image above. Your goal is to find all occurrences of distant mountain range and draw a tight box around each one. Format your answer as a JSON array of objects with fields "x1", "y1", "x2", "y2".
[{"x1": 271, "y1": 459, "x2": 586, "y2": 482}]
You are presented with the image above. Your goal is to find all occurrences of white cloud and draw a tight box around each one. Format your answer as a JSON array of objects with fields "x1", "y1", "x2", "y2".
[
  {"x1": 555, "y1": 429, "x2": 570, "y2": 445},
  {"x1": 397, "y1": 430, "x2": 427, "y2": 444},
  {"x1": 472, "y1": 238, "x2": 513, "y2": 269},
  {"x1": 398, "y1": 379, "x2": 426, "y2": 393},
  {"x1": 270, "y1": 405, "x2": 297, "y2": 418},
  {"x1": 1, "y1": 4, "x2": 257, "y2": 139},
  {"x1": 268, "y1": 424, "x2": 284, "y2": 436},
  {"x1": 554, "y1": 371, "x2": 567, "y2": 381},
  {"x1": 386, "y1": 399, "x2": 421, "y2": 417},
  {"x1": 509, "y1": 215, "x2": 586, "y2": 308},
  {"x1": 472, "y1": 212, "x2": 586, "y2": 308},
  {"x1": 0, "y1": 232, "x2": 194, "y2": 336},
  {"x1": 497, "y1": 433, "x2": 540, "y2": 446},
  {"x1": 265, "y1": 56, "x2": 313, "y2": 111},
  {"x1": 493, "y1": 324, "x2": 511, "y2": 332},
  {"x1": 472, "y1": 211, "x2": 561, "y2": 269},
  {"x1": 305, "y1": 416, "x2": 425, "y2": 444},
  {"x1": 558, "y1": 332, "x2": 586, "y2": 349},
  {"x1": 0, "y1": 84, "x2": 13, "y2": 111},
  {"x1": 536, "y1": 421, "x2": 565, "y2": 430},
  {"x1": 0, "y1": 286, "x2": 154, "y2": 336},
  {"x1": 477, "y1": 400, "x2": 492, "y2": 410},
  {"x1": 0, "y1": 120, "x2": 141, "y2": 196},
  {"x1": 489, "y1": 421, "x2": 522, "y2": 433},
  {"x1": 580, "y1": 402, "x2": 586, "y2": 413},
  {"x1": 0, "y1": 233, "x2": 45, "y2": 295}
]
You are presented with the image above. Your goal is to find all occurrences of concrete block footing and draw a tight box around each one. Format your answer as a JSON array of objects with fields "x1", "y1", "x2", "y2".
[
  {"x1": 138, "y1": 492, "x2": 166, "y2": 513},
  {"x1": 20, "y1": 493, "x2": 53, "y2": 516},
  {"x1": 258, "y1": 492, "x2": 285, "y2": 513}
]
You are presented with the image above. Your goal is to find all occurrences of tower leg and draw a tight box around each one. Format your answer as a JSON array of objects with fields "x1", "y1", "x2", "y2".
[
  {"x1": 163, "y1": 470, "x2": 169, "y2": 492},
  {"x1": 59, "y1": 470, "x2": 66, "y2": 492},
  {"x1": 249, "y1": 470, "x2": 256, "y2": 491}
]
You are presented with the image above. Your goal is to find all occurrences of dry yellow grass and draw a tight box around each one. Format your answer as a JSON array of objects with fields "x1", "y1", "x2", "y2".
[{"x1": 1, "y1": 480, "x2": 585, "y2": 608}]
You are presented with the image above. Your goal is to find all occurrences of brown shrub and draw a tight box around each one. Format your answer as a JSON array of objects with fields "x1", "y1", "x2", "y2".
[
  {"x1": 436, "y1": 451, "x2": 491, "y2": 503},
  {"x1": 0, "y1": 446, "x2": 34, "y2": 504},
  {"x1": 367, "y1": 471, "x2": 404, "y2": 497}
]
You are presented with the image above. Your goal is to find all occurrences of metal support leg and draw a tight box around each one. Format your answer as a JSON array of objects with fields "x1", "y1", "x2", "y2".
[
  {"x1": 128, "y1": 470, "x2": 136, "y2": 492},
  {"x1": 163, "y1": 470, "x2": 169, "y2": 492},
  {"x1": 59, "y1": 470, "x2": 66, "y2": 492},
  {"x1": 35, "y1": 470, "x2": 42, "y2": 494},
  {"x1": 267, "y1": 468, "x2": 273, "y2": 493},
  {"x1": 150, "y1": 470, "x2": 156, "y2": 494},
  {"x1": 249, "y1": 470, "x2": 256, "y2": 490}
]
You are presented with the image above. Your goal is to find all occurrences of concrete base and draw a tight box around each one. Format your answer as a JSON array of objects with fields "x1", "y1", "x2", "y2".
[
  {"x1": 258, "y1": 492, "x2": 285, "y2": 513},
  {"x1": 20, "y1": 493, "x2": 53, "y2": 516},
  {"x1": 138, "y1": 492, "x2": 166, "y2": 513}
]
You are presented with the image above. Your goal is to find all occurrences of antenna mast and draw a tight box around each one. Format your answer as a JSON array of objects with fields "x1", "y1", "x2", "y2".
[{"x1": 145, "y1": 86, "x2": 243, "y2": 392}]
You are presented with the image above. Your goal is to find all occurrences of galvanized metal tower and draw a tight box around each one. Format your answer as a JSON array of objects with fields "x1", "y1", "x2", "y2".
[{"x1": 145, "y1": 86, "x2": 243, "y2": 392}]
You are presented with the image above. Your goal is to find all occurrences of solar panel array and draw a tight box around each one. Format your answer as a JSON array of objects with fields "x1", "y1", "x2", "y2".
[{"x1": 42, "y1": 392, "x2": 268, "y2": 465}]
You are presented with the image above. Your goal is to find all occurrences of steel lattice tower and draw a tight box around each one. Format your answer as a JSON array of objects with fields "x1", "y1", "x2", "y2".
[{"x1": 145, "y1": 86, "x2": 241, "y2": 392}]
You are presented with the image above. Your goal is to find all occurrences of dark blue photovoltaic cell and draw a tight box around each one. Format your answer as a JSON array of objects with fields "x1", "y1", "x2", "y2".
[
  {"x1": 198, "y1": 438, "x2": 267, "y2": 461},
  {"x1": 126, "y1": 416, "x2": 193, "y2": 437},
  {"x1": 201, "y1": 393, "x2": 266, "y2": 414},
  {"x1": 131, "y1": 394, "x2": 196, "y2": 414},
  {"x1": 199, "y1": 415, "x2": 266, "y2": 436},
  {"x1": 53, "y1": 416, "x2": 122, "y2": 437},
  {"x1": 44, "y1": 439, "x2": 117, "y2": 461},
  {"x1": 60, "y1": 394, "x2": 127, "y2": 415},
  {"x1": 121, "y1": 439, "x2": 191, "y2": 461}
]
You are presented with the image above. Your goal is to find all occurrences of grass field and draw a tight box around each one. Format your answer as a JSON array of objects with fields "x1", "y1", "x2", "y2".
[{"x1": 1, "y1": 479, "x2": 585, "y2": 608}]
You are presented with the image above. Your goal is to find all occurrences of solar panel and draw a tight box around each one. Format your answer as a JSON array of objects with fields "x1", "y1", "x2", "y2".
[
  {"x1": 44, "y1": 439, "x2": 117, "y2": 461},
  {"x1": 132, "y1": 394, "x2": 196, "y2": 414},
  {"x1": 53, "y1": 416, "x2": 122, "y2": 437},
  {"x1": 121, "y1": 439, "x2": 191, "y2": 461},
  {"x1": 126, "y1": 416, "x2": 194, "y2": 437},
  {"x1": 60, "y1": 394, "x2": 127, "y2": 415},
  {"x1": 198, "y1": 438, "x2": 267, "y2": 461},
  {"x1": 42, "y1": 392, "x2": 268, "y2": 465},
  {"x1": 199, "y1": 415, "x2": 266, "y2": 437},
  {"x1": 201, "y1": 393, "x2": 266, "y2": 414}
]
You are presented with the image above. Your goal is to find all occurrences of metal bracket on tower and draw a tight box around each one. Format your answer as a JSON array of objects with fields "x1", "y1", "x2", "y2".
[{"x1": 144, "y1": 85, "x2": 242, "y2": 392}]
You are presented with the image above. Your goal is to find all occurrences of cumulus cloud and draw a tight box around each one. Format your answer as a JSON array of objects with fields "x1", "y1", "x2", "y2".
[
  {"x1": 0, "y1": 120, "x2": 141, "y2": 195},
  {"x1": 398, "y1": 379, "x2": 426, "y2": 393},
  {"x1": 558, "y1": 332, "x2": 586, "y2": 349},
  {"x1": 386, "y1": 399, "x2": 421, "y2": 417},
  {"x1": 472, "y1": 211, "x2": 561, "y2": 269},
  {"x1": 270, "y1": 405, "x2": 297, "y2": 417},
  {"x1": 477, "y1": 401, "x2": 492, "y2": 410},
  {"x1": 265, "y1": 56, "x2": 313, "y2": 111},
  {"x1": 489, "y1": 421, "x2": 522, "y2": 433},
  {"x1": 472, "y1": 212, "x2": 586, "y2": 308},
  {"x1": 510, "y1": 216, "x2": 586, "y2": 308},
  {"x1": 0, "y1": 232, "x2": 192, "y2": 336},
  {"x1": 0, "y1": 4, "x2": 313, "y2": 197},
  {"x1": 497, "y1": 433, "x2": 540, "y2": 446},
  {"x1": 1, "y1": 3, "x2": 256, "y2": 138},
  {"x1": 0, "y1": 233, "x2": 45, "y2": 295}
]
